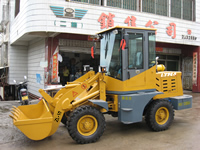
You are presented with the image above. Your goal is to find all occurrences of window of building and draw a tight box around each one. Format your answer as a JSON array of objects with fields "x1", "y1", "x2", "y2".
[
  {"x1": 156, "y1": 0, "x2": 168, "y2": 16},
  {"x1": 15, "y1": 0, "x2": 20, "y2": 17},
  {"x1": 183, "y1": 0, "x2": 194, "y2": 21},
  {"x1": 71, "y1": 0, "x2": 101, "y2": 5},
  {"x1": 157, "y1": 54, "x2": 180, "y2": 71},
  {"x1": 123, "y1": 0, "x2": 137, "y2": 10},
  {"x1": 71, "y1": 0, "x2": 195, "y2": 21},
  {"x1": 171, "y1": 0, "x2": 182, "y2": 19},
  {"x1": 142, "y1": 0, "x2": 195, "y2": 21},
  {"x1": 142, "y1": 0, "x2": 155, "y2": 14},
  {"x1": 107, "y1": 0, "x2": 121, "y2": 8},
  {"x1": 142, "y1": 0, "x2": 168, "y2": 16},
  {"x1": 106, "y1": 0, "x2": 137, "y2": 10},
  {"x1": 171, "y1": 0, "x2": 195, "y2": 21}
]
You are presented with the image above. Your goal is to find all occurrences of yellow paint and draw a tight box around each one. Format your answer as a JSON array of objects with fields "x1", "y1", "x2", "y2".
[
  {"x1": 157, "y1": 64, "x2": 166, "y2": 71},
  {"x1": 153, "y1": 71, "x2": 183, "y2": 99},
  {"x1": 184, "y1": 101, "x2": 190, "y2": 105},
  {"x1": 77, "y1": 115, "x2": 98, "y2": 136},
  {"x1": 105, "y1": 65, "x2": 157, "y2": 92},
  {"x1": 155, "y1": 107, "x2": 169, "y2": 125},
  {"x1": 10, "y1": 99, "x2": 53, "y2": 140},
  {"x1": 9, "y1": 71, "x2": 106, "y2": 140},
  {"x1": 97, "y1": 26, "x2": 156, "y2": 34},
  {"x1": 178, "y1": 103, "x2": 183, "y2": 106}
]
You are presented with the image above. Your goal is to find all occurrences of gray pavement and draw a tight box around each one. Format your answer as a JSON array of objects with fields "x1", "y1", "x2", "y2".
[{"x1": 0, "y1": 91, "x2": 199, "y2": 150}]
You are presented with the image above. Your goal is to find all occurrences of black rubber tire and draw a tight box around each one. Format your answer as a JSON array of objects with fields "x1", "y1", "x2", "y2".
[
  {"x1": 67, "y1": 105, "x2": 106, "y2": 144},
  {"x1": 145, "y1": 100, "x2": 174, "y2": 131},
  {"x1": 61, "y1": 113, "x2": 68, "y2": 125}
]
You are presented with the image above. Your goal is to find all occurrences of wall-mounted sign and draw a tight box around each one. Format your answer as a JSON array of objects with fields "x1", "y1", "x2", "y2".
[
  {"x1": 156, "y1": 47, "x2": 163, "y2": 52},
  {"x1": 182, "y1": 29, "x2": 197, "y2": 40},
  {"x1": 182, "y1": 35, "x2": 197, "y2": 40},
  {"x1": 50, "y1": 6, "x2": 87, "y2": 20},
  {"x1": 193, "y1": 52, "x2": 198, "y2": 86},
  {"x1": 52, "y1": 47, "x2": 59, "y2": 82}
]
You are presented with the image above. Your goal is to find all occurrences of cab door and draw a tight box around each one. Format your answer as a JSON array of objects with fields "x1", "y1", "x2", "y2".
[{"x1": 123, "y1": 30, "x2": 148, "y2": 88}]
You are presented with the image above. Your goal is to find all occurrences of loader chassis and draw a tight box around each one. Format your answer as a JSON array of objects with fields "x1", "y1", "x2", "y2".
[{"x1": 10, "y1": 26, "x2": 192, "y2": 144}]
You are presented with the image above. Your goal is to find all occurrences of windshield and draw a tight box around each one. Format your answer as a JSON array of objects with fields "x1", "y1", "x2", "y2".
[{"x1": 100, "y1": 30, "x2": 122, "y2": 80}]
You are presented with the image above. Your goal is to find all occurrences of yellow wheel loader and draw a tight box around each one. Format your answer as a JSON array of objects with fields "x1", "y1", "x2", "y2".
[{"x1": 10, "y1": 26, "x2": 192, "y2": 144}]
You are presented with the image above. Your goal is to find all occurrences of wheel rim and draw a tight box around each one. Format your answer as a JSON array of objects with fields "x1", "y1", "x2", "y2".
[
  {"x1": 155, "y1": 107, "x2": 169, "y2": 125},
  {"x1": 77, "y1": 115, "x2": 98, "y2": 136}
]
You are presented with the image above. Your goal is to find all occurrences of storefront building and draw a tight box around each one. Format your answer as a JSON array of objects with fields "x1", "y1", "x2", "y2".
[{"x1": 2, "y1": 0, "x2": 200, "y2": 98}]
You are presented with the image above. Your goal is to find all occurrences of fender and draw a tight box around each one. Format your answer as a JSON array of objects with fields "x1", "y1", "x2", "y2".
[
  {"x1": 89, "y1": 99, "x2": 108, "y2": 111},
  {"x1": 118, "y1": 91, "x2": 163, "y2": 124}
]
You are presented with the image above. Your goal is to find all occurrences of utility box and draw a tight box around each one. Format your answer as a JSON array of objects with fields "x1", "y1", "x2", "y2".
[{"x1": 169, "y1": 95, "x2": 192, "y2": 110}]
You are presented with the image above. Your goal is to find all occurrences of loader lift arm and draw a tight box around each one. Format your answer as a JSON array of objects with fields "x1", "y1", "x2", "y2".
[{"x1": 10, "y1": 71, "x2": 107, "y2": 141}]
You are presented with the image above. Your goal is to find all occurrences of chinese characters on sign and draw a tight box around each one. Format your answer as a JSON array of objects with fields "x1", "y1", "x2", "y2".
[
  {"x1": 145, "y1": 20, "x2": 159, "y2": 34},
  {"x1": 97, "y1": 13, "x2": 179, "y2": 40},
  {"x1": 193, "y1": 52, "x2": 198, "y2": 86},
  {"x1": 166, "y1": 23, "x2": 176, "y2": 39},
  {"x1": 52, "y1": 51, "x2": 58, "y2": 82},
  {"x1": 187, "y1": 29, "x2": 192, "y2": 35},
  {"x1": 182, "y1": 29, "x2": 197, "y2": 40},
  {"x1": 124, "y1": 16, "x2": 136, "y2": 27},
  {"x1": 98, "y1": 13, "x2": 115, "y2": 29},
  {"x1": 145, "y1": 20, "x2": 159, "y2": 28}
]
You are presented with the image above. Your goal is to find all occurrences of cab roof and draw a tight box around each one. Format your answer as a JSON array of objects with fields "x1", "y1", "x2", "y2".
[{"x1": 97, "y1": 26, "x2": 157, "y2": 34}]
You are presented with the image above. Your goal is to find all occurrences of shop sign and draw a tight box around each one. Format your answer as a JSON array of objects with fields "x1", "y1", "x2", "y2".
[
  {"x1": 182, "y1": 29, "x2": 197, "y2": 40},
  {"x1": 193, "y1": 52, "x2": 198, "y2": 86},
  {"x1": 50, "y1": 6, "x2": 87, "y2": 20},
  {"x1": 88, "y1": 35, "x2": 98, "y2": 41},
  {"x1": 166, "y1": 23, "x2": 176, "y2": 39},
  {"x1": 97, "y1": 13, "x2": 177, "y2": 39},
  {"x1": 156, "y1": 47, "x2": 163, "y2": 52}
]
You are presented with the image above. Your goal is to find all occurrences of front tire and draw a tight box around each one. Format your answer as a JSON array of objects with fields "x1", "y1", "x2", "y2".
[
  {"x1": 67, "y1": 105, "x2": 106, "y2": 144},
  {"x1": 145, "y1": 100, "x2": 174, "y2": 131}
]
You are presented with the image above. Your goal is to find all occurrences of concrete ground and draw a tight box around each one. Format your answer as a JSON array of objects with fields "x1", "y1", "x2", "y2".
[{"x1": 0, "y1": 91, "x2": 199, "y2": 150}]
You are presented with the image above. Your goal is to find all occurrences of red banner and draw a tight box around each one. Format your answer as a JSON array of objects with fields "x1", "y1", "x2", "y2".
[
  {"x1": 52, "y1": 53, "x2": 58, "y2": 82},
  {"x1": 156, "y1": 47, "x2": 163, "y2": 52}
]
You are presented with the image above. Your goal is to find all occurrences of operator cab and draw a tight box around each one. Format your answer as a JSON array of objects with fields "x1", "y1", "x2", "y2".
[{"x1": 98, "y1": 26, "x2": 156, "y2": 81}]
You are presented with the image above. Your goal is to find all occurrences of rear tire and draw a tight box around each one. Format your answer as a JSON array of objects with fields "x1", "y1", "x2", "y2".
[
  {"x1": 67, "y1": 105, "x2": 106, "y2": 144},
  {"x1": 145, "y1": 100, "x2": 174, "y2": 131}
]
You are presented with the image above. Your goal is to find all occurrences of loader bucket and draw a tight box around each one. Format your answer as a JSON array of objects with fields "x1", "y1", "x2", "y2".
[{"x1": 10, "y1": 99, "x2": 53, "y2": 140}]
